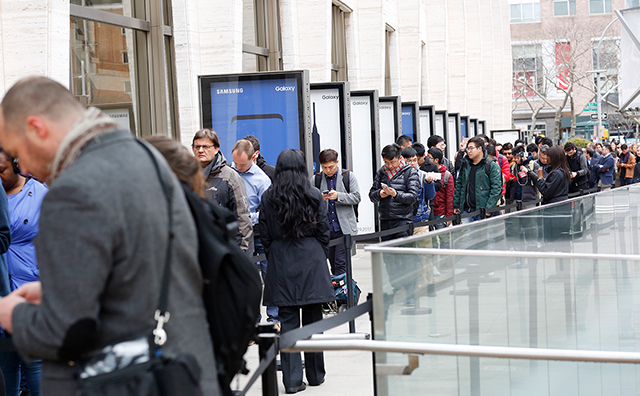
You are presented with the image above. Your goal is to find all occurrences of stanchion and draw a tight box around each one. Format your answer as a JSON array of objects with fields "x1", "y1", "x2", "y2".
[
  {"x1": 258, "y1": 324, "x2": 279, "y2": 396},
  {"x1": 453, "y1": 212, "x2": 462, "y2": 226},
  {"x1": 479, "y1": 207, "x2": 487, "y2": 220},
  {"x1": 344, "y1": 233, "x2": 356, "y2": 333}
]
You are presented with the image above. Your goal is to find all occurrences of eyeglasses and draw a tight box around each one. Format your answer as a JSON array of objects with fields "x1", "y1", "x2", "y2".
[
  {"x1": 406, "y1": 157, "x2": 419, "y2": 164},
  {"x1": 466, "y1": 146, "x2": 478, "y2": 152},
  {"x1": 192, "y1": 145, "x2": 214, "y2": 150}
]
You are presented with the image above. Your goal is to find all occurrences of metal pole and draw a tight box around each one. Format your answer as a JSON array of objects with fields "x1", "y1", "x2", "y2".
[
  {"x1": 258, "y1": 328, "x2": 279, "y2": 396},
  {"x1": 344, "y1": 233, "x2": 355, "y2": 333}
]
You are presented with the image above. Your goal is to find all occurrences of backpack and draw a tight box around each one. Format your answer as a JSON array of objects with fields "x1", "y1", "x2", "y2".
[
  {"x1": 182, "y1": 186, "x2": 262, "y2": 396},
  {"x1": 314, "y1": 170, "x2": 359, "y2": 221}
]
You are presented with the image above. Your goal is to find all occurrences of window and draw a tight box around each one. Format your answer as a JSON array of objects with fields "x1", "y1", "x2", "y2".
[
  {"x1": 242, "y1": 0, "x2": 282, "y2": 72},
  {"x1": 626, "y1": 0, "x2": 640, "y2": 8},
  {"x1": 554, "y1": 0, "x2": 576, "y2": 16},
  {"x1": 510, "y1": 0, "x2": 541, "y2": 23},
  {"x1": 331, "y1": 4, "x2": 348, "y2": 82},
  {"x1": 512, "y1": 44, "x2": 544, "y2": 99},
  {"x1": 70, "y1": 0, "x2": 179, "y2": 138},
  {"x1": 589, "y1": 0, "x2": 612, "y2": 14}
]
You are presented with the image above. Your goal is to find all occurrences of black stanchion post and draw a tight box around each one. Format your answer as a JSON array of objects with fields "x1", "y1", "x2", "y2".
[
  {"x1": 258, "y1": 324, "x2": 279, "y2": 396},
  {"x1": 479, "y1": 207, "x2": 486, "y2": 220},
  {"x1": 344, "y1": 233, "x2": 356, "y2": 333},
  {"x1": 516, "y1": 200, "x2": 523, "y2": 211},
  {"x1": 453, "y1": 212, "x2": 462, "y2": 226}
]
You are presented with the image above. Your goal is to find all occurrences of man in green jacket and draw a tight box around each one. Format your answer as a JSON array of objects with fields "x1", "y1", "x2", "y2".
[{"x1": 453, "y1": 136, "x2": 503, "y2": 223}]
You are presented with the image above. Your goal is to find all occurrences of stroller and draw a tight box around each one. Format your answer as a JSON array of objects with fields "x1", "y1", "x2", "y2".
[{"x1": 323, "y1": 273, "x2": 361, "y2": 314}]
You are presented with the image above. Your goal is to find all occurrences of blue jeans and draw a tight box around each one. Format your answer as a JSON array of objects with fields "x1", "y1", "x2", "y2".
[
  {"x1": 255, "y1": 236, "x2": 279, "y2": 323},
  {"x1": 434, "y1": 215, "x2": 448, "y2": 230},
  {"x1": 461, "y1": 211, "x2": 481, "y2": 224},
  {"x1": 0, "y1": 351, "x2": 41, "y2": 396}
]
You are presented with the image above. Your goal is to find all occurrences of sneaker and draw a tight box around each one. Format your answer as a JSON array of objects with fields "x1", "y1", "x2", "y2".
[{"x1": 285, "y1": 382, "x2": 306, "y2": 394}]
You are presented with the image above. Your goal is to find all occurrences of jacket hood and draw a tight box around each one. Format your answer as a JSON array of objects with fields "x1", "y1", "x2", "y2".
[{"x1": 202, "y1": 151, "x2": 227, "y2": 177}]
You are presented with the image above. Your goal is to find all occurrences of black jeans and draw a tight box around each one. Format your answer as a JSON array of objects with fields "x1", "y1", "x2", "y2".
[
  {"x1": 328, "y1": 228, "x2": 346, "y2": 276},
  {"x1": 279, "y1": 304, "x2": 325, "y2": 388}
]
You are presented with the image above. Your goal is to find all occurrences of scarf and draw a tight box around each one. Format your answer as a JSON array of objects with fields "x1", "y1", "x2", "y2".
[
  {"x1": 49, "y1": 107, "x2": 119, "y2": 183},
  {"x1": 384, "y1": 158, "x2": 407, "y2": 180},
  {"x1": 622, "y1": 150, "x2": 631, "y2": 164}
]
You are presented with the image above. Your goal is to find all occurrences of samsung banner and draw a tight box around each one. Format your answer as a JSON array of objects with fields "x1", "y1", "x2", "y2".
[
  {"x1": 435, "y1": 113, "x2": 445, "y2": 137},
  {"x1": 350, "y1": 92, "x2": 379, "y2": 234},
  {"x1": 379, "y1": 101, "x2": 396, "y2": 147},
  {"x1": 200, "y1": 71, "x2": 309, "y2": 168},
  {"x1": 310, "y1": 87, "x2": 342, "y2": 173},
  {"x1": 401, "y1": 104, "x2": 416, "y2": 141},
  {"x1": 447, "y1": 115, "x2": 459, "y2": 161},
  {"x1": 419, "y1": 108, "x2": 432, "y2": 141}
]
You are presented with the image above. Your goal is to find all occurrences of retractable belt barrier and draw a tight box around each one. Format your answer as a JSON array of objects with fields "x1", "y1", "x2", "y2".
[{"x1": 249, "y1": 187, "x2": 599, "y2": 265}]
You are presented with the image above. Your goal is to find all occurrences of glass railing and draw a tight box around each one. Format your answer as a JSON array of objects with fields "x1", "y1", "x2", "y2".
[{"x1": 366, "y1": 185, "x2": 640, "y2": 396}]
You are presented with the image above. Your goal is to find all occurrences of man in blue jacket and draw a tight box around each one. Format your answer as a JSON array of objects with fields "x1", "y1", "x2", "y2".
[{"x1": 597, "y1": 144, "x2": 615, "y2": 191}]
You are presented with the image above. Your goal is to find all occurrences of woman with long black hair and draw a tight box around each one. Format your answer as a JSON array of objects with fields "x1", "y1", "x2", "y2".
[
  {"x1": 527, "y1": 145, "x2": 570, "y2": 204},
  {"x1": 259, "y1": 149, "x2": 333, "y2": 394}
]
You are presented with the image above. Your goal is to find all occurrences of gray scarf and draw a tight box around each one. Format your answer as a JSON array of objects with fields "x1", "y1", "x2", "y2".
[{"x1": 49, "y1": 107, "x2": 119, "y2": 183}]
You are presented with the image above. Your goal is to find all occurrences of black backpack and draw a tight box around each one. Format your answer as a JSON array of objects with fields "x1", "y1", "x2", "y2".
[
  {"x1": 181, "y1": 185, "x2": 262, "y2": 396},
  {"x1": 314, "y1": 170, "x2": 359, "y2": 221}
]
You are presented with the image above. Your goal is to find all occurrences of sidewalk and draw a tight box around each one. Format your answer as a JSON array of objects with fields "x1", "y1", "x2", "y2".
[{"x1": 234, "y1": 247, "x2": 375, "y2": 396}]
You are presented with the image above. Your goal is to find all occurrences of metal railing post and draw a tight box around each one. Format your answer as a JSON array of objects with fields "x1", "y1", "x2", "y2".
[
  {"x1": 344, "y1": 233, "x2": 356, "y2": 333},
  {"x1": 258, "y1": 324, "x2": 279, "y2": 396}
]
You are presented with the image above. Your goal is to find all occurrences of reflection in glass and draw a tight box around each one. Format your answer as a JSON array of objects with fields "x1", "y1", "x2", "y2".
[
  {"x1": 70, "y1": 17, "x2": 138, "y2": 134},
  {"x1": 370, "y1": 186, "x2": 640, "y2": 395}
]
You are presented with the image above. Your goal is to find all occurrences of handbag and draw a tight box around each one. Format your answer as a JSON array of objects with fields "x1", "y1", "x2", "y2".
[{"x1": 75, "y1": 141, "x2": 203, "y2": 396}]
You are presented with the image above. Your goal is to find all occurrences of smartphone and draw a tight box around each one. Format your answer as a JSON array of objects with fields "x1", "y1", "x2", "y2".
[
  {"x1": 322, "y1": 190, "x2": 330, "y2": 194},
  {"x1": 425, "y1": 172, "x2": 441, "y2": 180},
  {"x1": 381, "y1": 183, "x2": 388, "y2": 188}
]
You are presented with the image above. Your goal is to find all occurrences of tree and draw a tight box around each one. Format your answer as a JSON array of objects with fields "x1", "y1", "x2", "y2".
[{"x1": 511, "y1": 17, "x2": 621, "y2": 142}]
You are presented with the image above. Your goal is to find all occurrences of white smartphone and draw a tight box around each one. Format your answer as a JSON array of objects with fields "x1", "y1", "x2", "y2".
[
  {"x1": 425, "y1": 172, "x2": 441, "y2": 180},
  {"x1": 381, "y1": 183, "x2": 388, "y2": 188}
]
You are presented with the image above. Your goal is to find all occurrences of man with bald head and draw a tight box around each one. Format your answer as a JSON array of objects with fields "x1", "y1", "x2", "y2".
[{"x1": 0, "y1": 77, "x2": 220, "y2": 395}]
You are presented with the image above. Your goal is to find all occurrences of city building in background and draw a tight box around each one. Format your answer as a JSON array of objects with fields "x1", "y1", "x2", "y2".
[
  {"x1": 510, "y1": 0, "x2": 636, "y2": 143},
  {"x1": 0, "y1": 0, "x2": 513, "y2": 147}
]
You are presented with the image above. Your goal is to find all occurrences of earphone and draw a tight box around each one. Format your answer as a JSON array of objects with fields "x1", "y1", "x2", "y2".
[{"x1": 11, "y1": 158, "x2": 19, "y2": 174}]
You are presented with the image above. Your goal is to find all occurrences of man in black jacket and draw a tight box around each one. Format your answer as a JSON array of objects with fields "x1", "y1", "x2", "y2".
[
  {"x1": 564, "y1": 142, "x2": 589, "y2": 194},
  {"x1": 243, "y1": 135, "x2": 275, "y2": 181},
  {"x1": 369, "y1": 143, "x2": 419, "y2": 306},
  {"x1": 369, "y1": 144, "x2": 419, "y2": 240}
]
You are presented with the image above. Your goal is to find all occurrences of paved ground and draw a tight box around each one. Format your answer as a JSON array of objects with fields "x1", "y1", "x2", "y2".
[{"x1": 233, "y1": 247, "x2": 375, "y2": 396}]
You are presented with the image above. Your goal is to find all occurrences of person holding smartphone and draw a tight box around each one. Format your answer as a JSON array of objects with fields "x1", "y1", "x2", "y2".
[
  {"x1": 312, "y1": 149, "x2": 360, "y2": 276},
  {"x1": 369, "y1": 144, "x2": 419, "y2": 305}
]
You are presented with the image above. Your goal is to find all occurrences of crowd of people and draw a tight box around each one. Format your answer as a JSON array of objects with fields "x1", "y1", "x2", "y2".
[{"x1": 0, "y1": 76, "x2": 636, "y2": 396}]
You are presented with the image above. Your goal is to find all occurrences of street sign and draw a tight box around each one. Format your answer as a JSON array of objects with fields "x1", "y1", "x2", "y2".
[
  {"x1": 590, "y1": 113, "x2": 607, "y2": 120},
  {"x1": 584, "y1": 102, "x2": 597, "y2": 111}
]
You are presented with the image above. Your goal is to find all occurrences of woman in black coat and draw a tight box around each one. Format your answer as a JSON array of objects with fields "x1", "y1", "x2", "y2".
[
  {"x1": 259, "y1": 149, "x2": 334, "y2": 394},
  {"x1": 528, "y1": 145, "x2": 570, "y2": 204}
]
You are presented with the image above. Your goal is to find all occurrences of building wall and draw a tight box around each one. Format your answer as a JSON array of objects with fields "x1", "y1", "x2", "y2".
[
  {"x1": 0, "y1": 0, "x2": 69, "y2": 93},
  {"x1": 510, "y1": 0, "x2": 625, "y2": 135}
]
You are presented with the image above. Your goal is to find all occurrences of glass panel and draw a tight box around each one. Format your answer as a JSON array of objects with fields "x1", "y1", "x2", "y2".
[
  {"x1": 590, "y1": 0, "x2": 604, "y2": 13},
  {"x1": 627, "y1": 0, "x2": 640, "y2": 8},
  {"x1": 71, "y1": 0, "x2": 143, "y2": 20},
  {"x1": 554, "y1": 1, "x2": 568, "y2": 16},
  {"x1": 570, "y1": 0, "x2": 576, "y2": 14},
  {"x1": 71, "y1": 17, "x2": 139, "y2": 134},
  {"x1": 370, "y1": 186, "x2": 640, "y2": 395},
  {"x1": 534, "y1": 2, "x2": 540, "y2": 20},
  {"x1": 522, "y1": 3, "x2": 533, "y2": 20},
  {"x1": 606, "y1": 0, "x2": 612, "y2": 12},
  {"x1": 510, "y1": 4, "x2": 521, "y2": 22}
]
